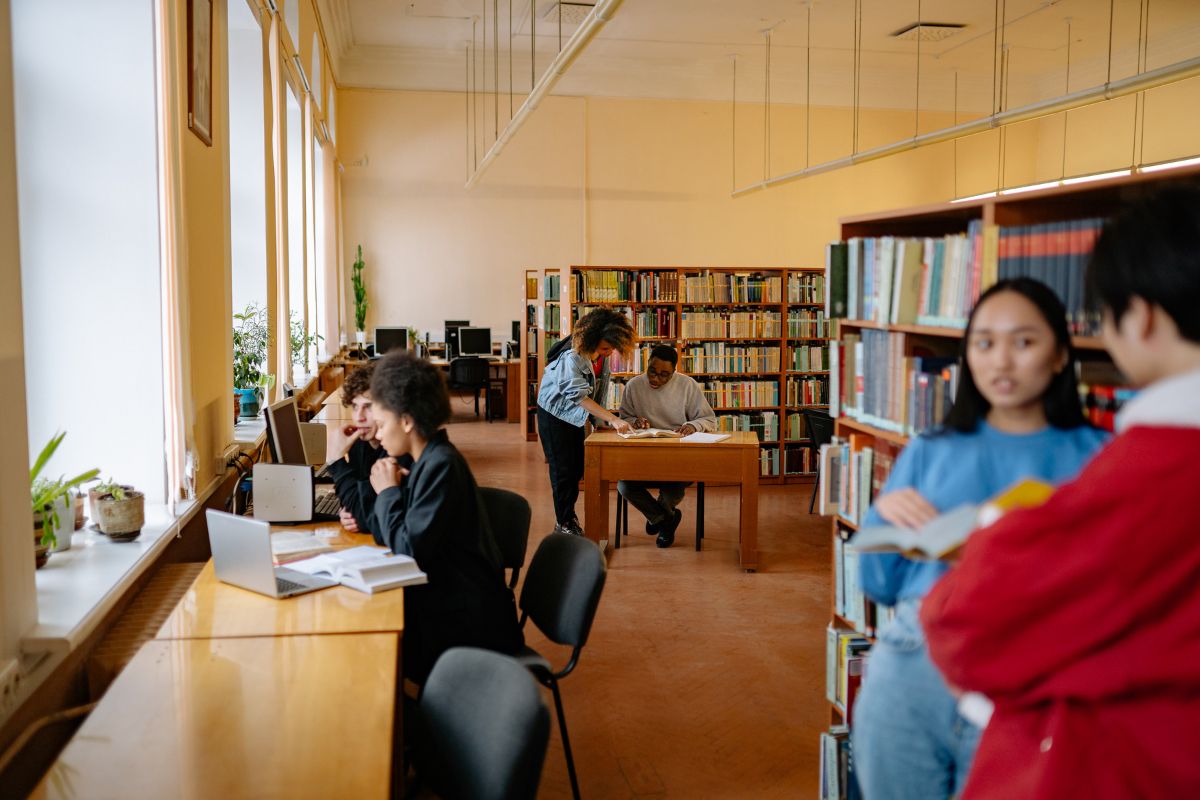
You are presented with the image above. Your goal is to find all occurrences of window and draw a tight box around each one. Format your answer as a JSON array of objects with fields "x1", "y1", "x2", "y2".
[
  {"x1": 228, "y1": 0, "x2": 268, "y2": 318},
  {"x1": 285, "y1": 81, "x2": 306, "y2": 380},
  {"x1": 310, "y1": 32, "x2": 322, "y2": 110}
]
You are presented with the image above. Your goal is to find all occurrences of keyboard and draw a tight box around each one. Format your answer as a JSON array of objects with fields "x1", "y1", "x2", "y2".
[
  {"x1": 275, "y1": 576, "x2": 310, "y2": 594},
  {"x1": 314, "y1": 492, "x2": 341, "y2": 516}
]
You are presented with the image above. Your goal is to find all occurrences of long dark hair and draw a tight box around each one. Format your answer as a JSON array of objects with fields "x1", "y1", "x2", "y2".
[{"x1": 941, "y1": 278, "x2": 1088, "y2": 433}]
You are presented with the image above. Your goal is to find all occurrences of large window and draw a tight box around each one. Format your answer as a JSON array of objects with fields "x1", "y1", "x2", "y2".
[
  {"x1": 228, "y1": 0, "x2": 267, "y2": 317},
  {"x1": 285, "y1": 82, "x2": 305, "y2": 380}
]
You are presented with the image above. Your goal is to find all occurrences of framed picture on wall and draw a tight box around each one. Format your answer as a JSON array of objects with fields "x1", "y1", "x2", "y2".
[{"x1": 187, "y1": 0, "x2": 213, "y2": 146}]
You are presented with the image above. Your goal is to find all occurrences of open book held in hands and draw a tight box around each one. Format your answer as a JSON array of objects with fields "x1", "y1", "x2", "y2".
[
  {"x1": 848, "y1": 478, "x2": 1056, "y2": 560},
  {"x1": 287, "y1": 545, "x2": 428, "y2": 594},
  {"x1": 618, "y1": 428, "x2": 680, "y2": 439}
]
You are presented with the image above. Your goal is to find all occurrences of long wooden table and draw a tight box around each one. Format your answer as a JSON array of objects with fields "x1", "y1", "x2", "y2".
[
  {"x1": 583, "y1": 431, "x2": 761, "y2": 571},
  {"x1": 30, "y1": 634, "x2": 398, "y2": 799},
  {"x1": 429, "y1": 358, "x2": 522, "y2": 422}
]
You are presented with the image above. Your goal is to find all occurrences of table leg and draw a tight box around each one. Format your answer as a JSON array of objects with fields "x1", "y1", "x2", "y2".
[
  {"x1": 739, "y1": 450, "x2": 759, "y2": 572},
  {"x1": 583, "y1": 448, "x2": 608, "y2": 547}
]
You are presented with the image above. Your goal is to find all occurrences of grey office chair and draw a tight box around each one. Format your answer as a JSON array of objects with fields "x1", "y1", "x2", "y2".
[
  {"x1": 516, "y1": 533, "x2": 607, "y2": 800},
  {"x1": 479, "y1": 487, "x2": 531, "y2": 589},
  {"x1": 421, "y1": 648, "x2": 551, "y2": 800},
  {"x1": 801, "y1": 409, "x2": 835, "y2": 514},
  {"x1": 448, "y1": 357, "x2": 491, "y2": 419}
]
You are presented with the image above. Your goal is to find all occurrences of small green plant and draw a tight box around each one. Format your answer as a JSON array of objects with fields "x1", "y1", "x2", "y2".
[
  {"x1": 30, "y1": 432, "x2": 99, "y2": 549},
  {"x1": 352, "y1": 245, "x2": 368, "y2": 333},
  {"x1": 93, "y1": 478, "x2": 127, "y2": 501},
  {"x1": 233, "y1": 302, "x2": 273, "y2": 390},
  {"x1": 290, "y1": 311, "x2": 324, "y2": 368}
]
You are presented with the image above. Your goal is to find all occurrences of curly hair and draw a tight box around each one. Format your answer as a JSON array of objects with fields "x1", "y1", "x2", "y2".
[
  {"x1": 369, "y1": 352, "x2": 451, "y2": 439},
  {"x1": 340, "y1": 362, "x2": 375, "y2": 408},
  {"x1": 571, "y1": 308, "x2": 635, "y2": 356}
]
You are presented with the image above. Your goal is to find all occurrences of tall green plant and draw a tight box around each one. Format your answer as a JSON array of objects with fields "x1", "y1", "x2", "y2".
[
  {"x1": 352, "y1": 245, "x2": 368, "y2": 333},
  {"x1": 233, "y1": 302, "x2": 273, "y2": 389},
  {"x1": 290, "y1": 311, "x2": 324, "y2": 368},
  {"x1": 31, "y1": 432, "x2": 99, "y2": 548}
]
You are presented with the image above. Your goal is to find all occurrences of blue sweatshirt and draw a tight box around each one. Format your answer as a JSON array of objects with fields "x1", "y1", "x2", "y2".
[{"x1": 859, "y1": 422, "x2": 1109, "y2": 607}]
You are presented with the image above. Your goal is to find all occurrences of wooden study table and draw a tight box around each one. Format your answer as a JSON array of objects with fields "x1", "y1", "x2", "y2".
[
  {"x1": 156, "y1": 524, "x2": 405, "y2": 640},
  {"x1": 583, "y1": 431, "x2": 761, "y2": 571},
  {"x1": 428, "y1": 357, "x2": 522, "y2": 423},
  {"x1": 29, "y1": 633, "x2": 397, "y2": 799}
]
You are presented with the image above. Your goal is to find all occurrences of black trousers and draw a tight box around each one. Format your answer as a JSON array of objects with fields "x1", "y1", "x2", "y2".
[{"x1": 538, "y1": 407, "x2": 585, "y2": 525}]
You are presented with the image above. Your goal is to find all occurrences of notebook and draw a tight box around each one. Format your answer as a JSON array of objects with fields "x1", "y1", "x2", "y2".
[{"x1": 287, "y1": 546, "x2": 429, "y2": 594}]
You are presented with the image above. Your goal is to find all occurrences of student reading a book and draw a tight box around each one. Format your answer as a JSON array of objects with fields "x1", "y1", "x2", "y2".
[
  {"x1": 536, "y1": 308, "x2": 635, "y2": 536},
  {"x1": 323, "y1": 364, "x2": 413, "y2": 539},
  {"x1": 851, "y1": 278, "x2": 1109, "y2": 800},
  {"x1": 616, "y1": 344, "x2": 717, "y2": 548},
  {"x1": 368, "y1": 352, "x2": 522, "y2": 684},
  {"x1": 921, "y1": 187, "x2": 1200, "y2": 799}
]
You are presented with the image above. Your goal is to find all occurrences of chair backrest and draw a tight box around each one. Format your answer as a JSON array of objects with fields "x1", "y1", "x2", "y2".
[
  {"x1": 422, "y1": 648, "x2": 550, "y2": 800},
  {"x1": 518, "y1": 533, "x2": 606, "y2": 649},
  {"x1": 801, "y1": 409, "x2": 835, "y2": 450},
  {"x1": 450, "y1": 356, "x2": 488, "y2": 386},
  {"x1": 478, "y1": 487, "x2": 531, "y2": 587}
]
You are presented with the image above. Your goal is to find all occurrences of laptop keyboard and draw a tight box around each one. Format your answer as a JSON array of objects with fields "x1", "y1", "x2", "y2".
[
  {"x1": 276, "y1": 576, "x2": 309, "y2": 594},
  {"x1": 314, "y1": 492, "x2": 341, "y2": 516}
]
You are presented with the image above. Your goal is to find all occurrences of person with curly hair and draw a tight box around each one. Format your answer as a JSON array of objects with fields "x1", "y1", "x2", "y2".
[
  {"x1": 368, "y1": 351, "x2": 522, "y2": 684},
  {"x1": 322, "y1": 363, "x2": 412, "y2": 539},
  {"x1": 536, "y1": 307, "x2": 635, "y2": 535}
]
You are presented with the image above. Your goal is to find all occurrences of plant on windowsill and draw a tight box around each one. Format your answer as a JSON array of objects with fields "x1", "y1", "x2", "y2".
[
  {"x1": 91, "y1": 478, "x2": 146, "y2": 542},
  {"x1": 352, "y1": 245, "x2": 368, "y2": 345},
  {"x1": 290, "y1": 311, "x2": 324, "y2": 371},
  {"x1": 31, "y1": 432, "x2": 100, "y2": 568},
  {"x1": 233, "y1": 302, "x2": 275, "y2": 420}
]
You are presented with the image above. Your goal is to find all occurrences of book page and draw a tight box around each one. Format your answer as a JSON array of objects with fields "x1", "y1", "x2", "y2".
[
  {"x1": 680, "y1": 432, "x2": 731, "y2": 443},
  {"x1": 618, "y1": 428, "x2": 680, "y2": 439},
  {"x1": 849, "y1": 504, "x2": 979, "y2": 559}
]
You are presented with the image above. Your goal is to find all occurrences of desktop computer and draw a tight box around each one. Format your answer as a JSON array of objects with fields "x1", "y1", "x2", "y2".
[
  {"x1": 444, "y1": 319, "x2": 470, "y2": 359},
  {"x1": 458, "y1": 326, "x2": 493, "y2": 358},
  {"x1": 374, "y1": 326, "x2": 409, "y2": 355}
]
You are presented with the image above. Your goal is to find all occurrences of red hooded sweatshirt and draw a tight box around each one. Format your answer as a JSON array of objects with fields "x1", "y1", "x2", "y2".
[{"x1": 921, "y1": 368, "x2": 1200, "y2": 799}]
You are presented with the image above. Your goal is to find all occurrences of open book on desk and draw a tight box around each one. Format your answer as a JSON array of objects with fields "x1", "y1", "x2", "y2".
[
  {"x1": 848, "y1": 478, "x2": 1056, "y2": 560},
  {"x1": 618, "y1": 428, "x2": 680, "y2": 439},
  {"x1": 271, "y1": 530, "x2": 336, "y2": 564},
  {"x1": 287, "y1": 545, "x2": 428, "y2": 594}
]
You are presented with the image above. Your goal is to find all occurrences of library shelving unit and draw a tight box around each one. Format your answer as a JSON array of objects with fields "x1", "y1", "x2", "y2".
[
  {"x1": 567, "y1": 265, "x2": 828, "y2": 483},
  {"x1": 819, "y1": 164, "x2": 1200, "y2": 794},
  {"x1": 521, "y1": 269, "x2": 540, "y2": 441}
]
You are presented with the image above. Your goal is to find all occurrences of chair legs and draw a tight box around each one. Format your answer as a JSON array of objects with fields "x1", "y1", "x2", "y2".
[
  {"x1": 614, "y1": 493, "x2": 625, "y2": 549},
  {"x1": 695, "y1": 482, "x2": 705, "y2": 552},
  {"x1": 548, "y1": 676, "x2": 581, "y2": 800},
  {"x1": 808, "y1": 461, "x2": 821, "y2": 514}
]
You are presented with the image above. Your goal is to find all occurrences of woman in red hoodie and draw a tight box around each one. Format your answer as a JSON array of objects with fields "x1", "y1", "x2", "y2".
[{"x1": 921, "y1": 185, "x2": 1200, "y2": 799}]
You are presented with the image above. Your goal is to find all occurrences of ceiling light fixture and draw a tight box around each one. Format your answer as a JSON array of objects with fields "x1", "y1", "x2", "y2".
[
  {"x1": 1138, "y1": 155, "x2": 1200, "y2": 173},
  {"x1": 891, "y1": 22, "x2": 965, "y2": 42},
  {"x1": 542, "y1": 2, "x2": 597, "y2": 26}
]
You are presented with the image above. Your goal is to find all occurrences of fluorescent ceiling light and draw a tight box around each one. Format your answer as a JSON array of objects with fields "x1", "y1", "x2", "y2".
[
  {"x1": 1061, "y1": 169, "x2": 1131, "y2": 185},
  {"x1": 999, "y1": 181, "x2": 1062, "y2": 196},
  {"x1": 1138, "y1": 156, "x2": 1200, "y2": 173},
  {"x1": 951, "y1": 191, "x2": 997, "y2": 204}
]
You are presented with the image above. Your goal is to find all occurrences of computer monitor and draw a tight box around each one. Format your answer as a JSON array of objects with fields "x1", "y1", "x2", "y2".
[
  {"x1": 264, "y1": 396, "x2": 308, "y2": 465},
  {"x1": 444, "y1": 319, "x2": 470, "y2": 358},
  {"x1": 374, "y1": 326, "x2": 409, "y2": 355},
  {"x1": 458, "y1": 326, "x2": 492, "y2": 357}
]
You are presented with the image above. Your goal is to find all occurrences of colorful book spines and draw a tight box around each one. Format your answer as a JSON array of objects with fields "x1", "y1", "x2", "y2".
[{"x1": 682, "y1": 344, "x2": 780, "y2": 374}]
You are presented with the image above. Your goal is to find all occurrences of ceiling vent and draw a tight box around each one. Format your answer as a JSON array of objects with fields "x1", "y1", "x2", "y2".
[
  {"x1": 891, "y1": 22, "x2": 966, "y2": 42},
  {"x1": 541, "y1": 2, "x2": 596, "y2": 26}
]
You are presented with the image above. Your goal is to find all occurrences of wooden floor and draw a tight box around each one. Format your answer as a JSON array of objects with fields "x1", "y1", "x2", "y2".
[{"x1": 445, "y1": 402, "x2": 831, "y2": 799}]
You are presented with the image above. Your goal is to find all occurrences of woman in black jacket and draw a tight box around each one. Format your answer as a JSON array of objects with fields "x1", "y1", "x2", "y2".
[{"x1": 368, "y1": 351, "x2": 523, "y2": 684}]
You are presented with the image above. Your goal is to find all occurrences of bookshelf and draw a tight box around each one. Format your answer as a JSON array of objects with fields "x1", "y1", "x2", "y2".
[
  {"x1": 817, "y1": 164, "x2": 1200, "y2": 794},
  {"x1": 522, "y1": 269, "x2": 540, "y2": 442},
  {"x1": 567, "y1": 266, "x2": 828, "y2": 483}
]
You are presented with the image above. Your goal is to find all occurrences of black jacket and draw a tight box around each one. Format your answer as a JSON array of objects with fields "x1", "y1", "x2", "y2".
[
  {"x1": 373, "y1": 430, "x2": 523, "y2": 683},
  {"x1": 326, "y1": 439, "x2": 411, "y2": 541}
]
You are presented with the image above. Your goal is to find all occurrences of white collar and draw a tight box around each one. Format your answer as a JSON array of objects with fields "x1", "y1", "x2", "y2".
[{"x1": 1115, "y1": 368, "x2": 1200, "y2": 432}]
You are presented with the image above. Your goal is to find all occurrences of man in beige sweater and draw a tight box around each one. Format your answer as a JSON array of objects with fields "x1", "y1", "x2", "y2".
[{"x1": 617, "y1": 345, "x2": 717, "y2": 548}]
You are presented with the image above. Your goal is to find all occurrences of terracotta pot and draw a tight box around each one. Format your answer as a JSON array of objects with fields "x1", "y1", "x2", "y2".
[
  {"x1": 32, "y1": 523, "x2": 50, "y2": 569},
  {"x1": 73, "y1": 492, "x2": 86, "y2": 531},
  {"x1": 89, "y1": 485, "x2": 134, "y2": 524},
  {"x1": 94, "y1": 490, "x2": 145, "y2": 542}
]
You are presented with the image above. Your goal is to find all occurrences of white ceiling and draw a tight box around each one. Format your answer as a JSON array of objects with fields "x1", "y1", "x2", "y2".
[{"x1": 317, "y1": 0, "x2": 1200, "y2": 112}]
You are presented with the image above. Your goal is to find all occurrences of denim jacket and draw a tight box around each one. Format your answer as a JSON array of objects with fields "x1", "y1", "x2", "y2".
[{"x1": 537, "y1": 345, "x2": 609, "y2": 427}]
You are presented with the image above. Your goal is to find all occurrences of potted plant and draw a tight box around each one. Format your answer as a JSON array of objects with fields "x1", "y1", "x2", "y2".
[
  {"x1": 233, "y1": 302, "x2": 274, "y2": 419},
  {"x1": 290, "y1": 311, "x2": 324, "y2": 372},
  {"x1": 30, "y1": 432, "x2": 99, "y2": 566},
  {"x1": 91, "y1": 479, "x2": 146, "y2": 542},
  {"x1": 352, "y1": 245, "x2": 368, "y2": 345}
]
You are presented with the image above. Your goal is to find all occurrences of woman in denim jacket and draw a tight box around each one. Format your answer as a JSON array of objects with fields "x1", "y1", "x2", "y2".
[
  {"x1": 536, "y1": 308, "x2": 634, "y2": 535},
  {"x1": 851, "y1": 279, "x2": 1108, "y2": 799}
]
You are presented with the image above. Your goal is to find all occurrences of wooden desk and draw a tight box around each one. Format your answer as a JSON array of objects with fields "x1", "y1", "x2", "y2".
[
  {"x1": 429, "y1": 358, "x2": 522, "y2": 423},
  {"x1": 30, "y1": 634, "x2": 398, "y2": 800},
  {"x1": 583, "y1": 431, "x2": 761, "y2": 571},
  {"x1": 156, "y1": 527, "x2": 405, "y2": 641}
]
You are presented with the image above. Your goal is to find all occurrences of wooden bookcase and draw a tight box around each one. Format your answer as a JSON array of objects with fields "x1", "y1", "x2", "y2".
[
  {"x1": 521, "y1": 269, "x2": 540, "y2": 442},
  {"x1": 567, "y1": 265, "x2": 828, "y2": 484},
  {"x1": 819, "y1": 164, "x2": 1200, "y2": 784}
]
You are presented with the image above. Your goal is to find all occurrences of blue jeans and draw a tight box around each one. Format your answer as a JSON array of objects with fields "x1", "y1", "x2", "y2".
[{"x1": 851, "y1": 600, "x2": 982, "y2": 800}]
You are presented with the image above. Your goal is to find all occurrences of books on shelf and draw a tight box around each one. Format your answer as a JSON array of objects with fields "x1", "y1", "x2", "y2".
[
  {"x1": 717, "y1": 410, "x2": 778, "y2": 441},
  {"x1": 997, "y1": 217, "x2": 1105, "y2": 335},
  {"x1": 825, "y1": 626, "x2": 871, "y2": 718},
  {"x1": 788, "y1": 343, "x2": 829, "y2": 372},
  {"x1": 786, "y1": 308, "x2": 830, "y2": 338},
  {"x1": 698, "y1": 378, "x2": 780, "y2": 409},
  {"x1": 575, "y1": 269, "x2": 633, "y2": 302},
  {"x1": 836, "y1": 329, "x2": 959, "y2": 436},
  {"x1": 818, "y1": 434, "x2": 901, "y2": 525},
  {"x1": 1078, "y1": 358, "x2": 1135, "y2": 432},
  {"x1": 788, "y1": 271, "x2": 825, "y2": 304},
  {"x1": 526, "y1": 275, "x2": 539, "y2": 300},
  {"x1": 635, "y1": 307, "x2": 677, "y2": 337},
  {"x1": 786, "y1": 375, "x2": 829, "y2": 406},
  {"x1": 543, "y1": 302, "x2": 561, "y2": 333},
  {"x1": 759, "y1": 446, "x2": 780, "y2": 477},
  {"x1": 599, "y1": 379, "x2": 625, "y2": 411},
  {"x1": 680, "y1": 310, "x2": 781, "y2": 338},
  {"x1": 819, "y1": 725, "x2": 863, "y2": 800},
  {"x1": 288, "y1": 545, "x2": 428, "y2": 594},
  {"x1": 682, "y1": 270, "x2": 782, "y2": 303},
  {"x1": 784, "y1": 445, "x2": 817, "y2": 475},
  {"x1": 544, "y1": 273, "x2": 561, "y2": 302},
  {"x1": 637, "y1": 270, "x2": 679, "y2": 302},
  {"x1": 682, "y1": 343, "x2": 780, "y2": 374}
]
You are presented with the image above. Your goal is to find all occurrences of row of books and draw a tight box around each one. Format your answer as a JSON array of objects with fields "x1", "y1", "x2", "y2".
[
  {"x1": 838, "y1": 330, "x2": 961, "y2": 436},
  {"x1": 681, "y1": 344, "x2": 780, "y2": 374},
  {"x1": 1080, "y1": 382, "x2": 1135, "y2": 432},
  {"x1": 819, "y1": 726, "x2": 862, "y2": 800},
  {"x1": 682, "y1": 271, "x2": 782, "y2": 303},
  {"x1": 635, "y1": 308, "x2": 676, "y2": 338},
  {"x1": 789, "y1": 343, "x2": 830, "y2": 372},
  {"x1": 786, "y1": 375, "x2": 829, "y2": 406},
  {"x1": 787, "y1": 309, "x2": 831, "y2": 338},
  {"x1": 543, "y1": 302, "x2": 561, "y2": 333},
  {"x1": 525, "y1": 275, "x2": 540, "y2": 300},
  {"x1": 788, "y1": 272, "x2": 825, "y2": 304},
  {"x1": 760, "y1": 447, "x2": 780, "y2": 477},
  {"x1": 698, "y1": 379, "x2": 780, "y2": 409},
  {"x1": 997, "y1": 217, "x2": 1105, "y2": 335},
  {"x1": 716, "y1": 410, "x2": 778, "y2": 441},
  {"x1": 603, "y1": 345, "x2": 654, "y2": 375},
  {"x1": 825, "y1": 627, "x2": 870, "y2": 719},
  {"x1": 598, "y1": 379, "x2": 624, "y2": 411},
  {"x1": 574, "y1": 270, "x2": 631, "y2": 302},
  {"x1": 637, "y1": 270, "x2": 680, "y2": 302},
  {"x1": 524, "y1": 304, "x2": 538, "y2": 327},
  {"x1": 544, "y1": 273, "x2": 561, "y2": 302},
  {"x1": 784, "y1": 445, "x2": 818, "y2": 475},
  {"x1": 680, "y1": 311, "x2": 781, "y2": 339},
  {"x1": 818, "y1": 434, "x2": 900, "y2": 527}
]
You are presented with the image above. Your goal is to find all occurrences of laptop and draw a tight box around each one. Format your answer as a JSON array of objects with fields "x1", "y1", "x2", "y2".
[
  {"x1": 206, "y1": 509, "x2": 337, "y2": 598},
  {"x1": 262, "y1": 396, "x2": 340, "y2": 522}
]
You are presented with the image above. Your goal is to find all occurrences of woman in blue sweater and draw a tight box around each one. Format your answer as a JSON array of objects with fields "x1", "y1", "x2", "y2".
[{"x1": 851, "y1": 279, "x2": 1109, "y2": 799}]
